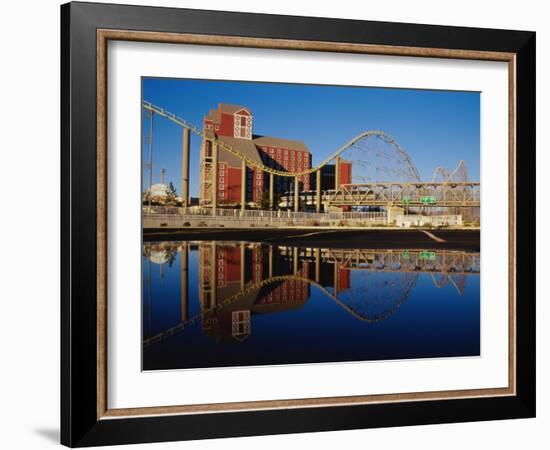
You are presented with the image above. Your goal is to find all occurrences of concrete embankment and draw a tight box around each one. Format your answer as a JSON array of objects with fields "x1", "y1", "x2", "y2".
[{"x1": 143, "y1": 228, "x2": 480, "y2": 251}]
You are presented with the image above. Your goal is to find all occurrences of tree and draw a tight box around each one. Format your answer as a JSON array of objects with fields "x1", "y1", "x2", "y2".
[
  {"x1": 258, "y1": 191, "x2": 271, "y2": 210},
  {"x1": 272, "y1": 191, "x2": 282, "y2": 210},
  {"x1": 166, "y1": 182, "x2": 177, "y2": 204}
]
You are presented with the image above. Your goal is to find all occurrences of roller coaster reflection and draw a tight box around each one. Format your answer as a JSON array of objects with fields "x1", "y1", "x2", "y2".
[{"x1": 143, "y1": 242, "x2": 479, "y2": 347}]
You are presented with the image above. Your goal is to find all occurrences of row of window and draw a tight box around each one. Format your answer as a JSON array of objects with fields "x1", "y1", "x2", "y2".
[
  {"x1": 263, "y1": 147, "x2": 309, "y2": 161},
  {"x1": 276, "y1": 178, "x2": 309, "y2": 184},
  {"x1": 264, "y1": 161, "x2": 310, "y2": 172},
  {"x1": 218, "y1": 178, "x2": 309, "y2": 191},
  {"x1": 205, "y1": 123, "x2": 220, "y2": 132}
]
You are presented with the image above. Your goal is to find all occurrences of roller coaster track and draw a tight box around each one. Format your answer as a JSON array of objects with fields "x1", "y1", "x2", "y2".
[
  {"x1": 143, "y1": 243, "x2": 480, "y2": 347},
  {"x1": 143, "y1": 100, "x2": 419, "y2": 179},
  {"x1": 143, "y1": 273, "x2": 418, "y2": 348},
  {"x1": 432, "y1": 160, "x2": 469, "y2": 182},
  {"x1": 431, "y1": 166, "x2": 452, "y2": 182}
]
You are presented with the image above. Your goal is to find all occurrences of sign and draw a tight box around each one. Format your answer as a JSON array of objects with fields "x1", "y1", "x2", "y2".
[
  {"x1": 420, "y1": 196, "x2": 437, "y2": 204},
  {"x1": 419, "y1": 251, "x2": 436, "y2": 260}
]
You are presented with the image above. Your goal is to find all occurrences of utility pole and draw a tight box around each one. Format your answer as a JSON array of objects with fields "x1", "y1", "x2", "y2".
[{"x1": 160, "y1": 168, "x2": 165, "y2": 185}]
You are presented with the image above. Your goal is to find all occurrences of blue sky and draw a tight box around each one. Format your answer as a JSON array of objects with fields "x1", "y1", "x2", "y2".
[{"x1": 142, "y1": 78, "x2": 480, "y2": 197}]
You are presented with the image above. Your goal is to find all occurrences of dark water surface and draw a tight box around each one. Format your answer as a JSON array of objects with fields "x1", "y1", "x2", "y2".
[{"x1": 142, "y1": 240, "x2": 480, "y2": 371}]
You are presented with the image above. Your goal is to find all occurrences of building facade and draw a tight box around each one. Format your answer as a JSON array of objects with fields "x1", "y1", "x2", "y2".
[
  {"x1": 316, "y1": 161, "x2": 353, "y2": 191},
  {"x1": 200, "y1": 103, "x2": 312, "y2": 207},
  {"x1": 199, "y1": 103, "x2": 353, "y2": 209}
]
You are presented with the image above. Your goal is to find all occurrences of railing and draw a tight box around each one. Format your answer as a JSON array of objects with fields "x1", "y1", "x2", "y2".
[
  {"x1": 143, "y1": 207, "x2": 387, "y2": 227},
  {"x1": 323, "y1": 182, "x2": 481, "y2": 207}
]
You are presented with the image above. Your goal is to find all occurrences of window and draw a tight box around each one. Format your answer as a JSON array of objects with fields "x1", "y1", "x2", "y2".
[
  {"x1": 232, "y1": 310, "x2": 250, "y2": 339},
  {"x1": 240, "y1": 116, "x2": 247, "y2": 126}
]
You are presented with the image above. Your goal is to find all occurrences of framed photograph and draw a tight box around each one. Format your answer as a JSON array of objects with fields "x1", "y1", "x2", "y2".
[{"x1": 61, "y1": 1, "x2": 536, "y2": 447}]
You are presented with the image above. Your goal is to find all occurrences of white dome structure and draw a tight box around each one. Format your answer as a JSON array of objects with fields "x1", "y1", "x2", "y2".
[
  {"x1": 146, "y1": 183, "x2": 169, "y2": 199},
  {"x1": 148, "y1": 249, "x2": 170, "y2": 265}
]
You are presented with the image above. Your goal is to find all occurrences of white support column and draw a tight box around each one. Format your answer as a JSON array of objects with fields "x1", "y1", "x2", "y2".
[
  {"x1": 269, "y1": 172, "x2": 274, "y2": 209},
  {"x1": 240, "y1": 242, "x2": 245, "y2": 290},
  {"x1": 294, "y1": 175, "x2": 299, "y2": 212},
  {"x1": 268, "y1": 245, "x2": 273, "y2": 278},
  {"x1": 180, "y1": 244, "x2": 188, "y2": 321},
  {"x1": 211, "y1": 242, "x2": 217, "y2": 308},
  {"x1": 335, "y1": 156, "x2": 341, "y2": 189},
  {"x1": 241, "y1": 159, "x2": 246, "y2": 215},
  {"x1": 316, "y1": 170, "x2": 321, "y2": 213},
  {"x1": 181, "y1": 128, "x2": 190, "y2": 214},
  {"x1": 333, "y1": 262, "x2": 339, "y2": 296},
  {"x1": 315, "y1": 248, "x2": 320, "y2": 283}
]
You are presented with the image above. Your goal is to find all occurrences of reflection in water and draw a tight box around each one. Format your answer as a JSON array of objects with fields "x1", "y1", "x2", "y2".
[{"x1": 142, "y1": 241, "x2": 480, "y2": 371}]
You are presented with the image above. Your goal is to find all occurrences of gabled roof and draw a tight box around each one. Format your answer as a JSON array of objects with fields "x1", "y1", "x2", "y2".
[
  {"x1": 253, "y1": 135, "x2": 310, "y2": 153},
  {"x1": 215, "y1": 134, "x2": 263, "y2": 167},
  {"x1": 219, "y1": 103, "x2": 252, "y2": 115},
  {"x1": 204, "y1": 109, "x2": 221, "y2": 124}
]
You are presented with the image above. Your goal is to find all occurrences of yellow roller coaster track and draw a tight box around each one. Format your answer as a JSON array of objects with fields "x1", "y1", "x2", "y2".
[
  {"x1": 142, "y1": 100, "x2": 420, "y2": 179},
  {"x1": 143, "y1": 273, "x2": 416, "y2": 347}
]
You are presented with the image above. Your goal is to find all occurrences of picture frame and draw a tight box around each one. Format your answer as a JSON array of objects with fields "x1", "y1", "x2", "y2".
[{"x1": 61, "y1": 1, "x2": 536, "y2": 447}]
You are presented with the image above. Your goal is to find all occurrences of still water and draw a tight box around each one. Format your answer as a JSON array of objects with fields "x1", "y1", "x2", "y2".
[{"x1": 142, "y1": 241, "x2": 480, "y2": 371}]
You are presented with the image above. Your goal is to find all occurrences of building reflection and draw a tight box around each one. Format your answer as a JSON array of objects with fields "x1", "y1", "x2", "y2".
[
  {"x1": 142, "y1": 242, "x2": 480, "y2": 347},
  {"x1": 199, "y1": 243, "x2": 314, "y2": 343}
]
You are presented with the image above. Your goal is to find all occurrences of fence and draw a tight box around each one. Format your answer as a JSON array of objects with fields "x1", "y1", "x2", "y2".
[
  {"x1": 143, "y1": 207, "x2": 388, "y2": 228},
  {"x1": 395, "y1": 214, "x2": 463, "y2": 228}
]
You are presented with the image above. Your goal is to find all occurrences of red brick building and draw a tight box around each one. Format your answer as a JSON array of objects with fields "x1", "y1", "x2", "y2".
[
  {"x1": 317, "y1": 160, "x2": 353, "y2": 191},
  {"x1": 339, "y1": 160, "x2": 353, "y2": 186},
  {"x1": 200, "y1": 103, "x2": 312, "y2": 207}
]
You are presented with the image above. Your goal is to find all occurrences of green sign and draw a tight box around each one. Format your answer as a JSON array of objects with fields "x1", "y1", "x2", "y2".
[
  {"x1": 420, "y1": 196, "x2": 437, "y2": 205},
  {"x1": 419, "y1": 251, "x2": 436, "y2": 260}
]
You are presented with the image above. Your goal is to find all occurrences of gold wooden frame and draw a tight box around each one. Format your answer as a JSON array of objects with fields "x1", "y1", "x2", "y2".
[{"x1": 96, "y1": 29, "x2": 516, "y2": 420}]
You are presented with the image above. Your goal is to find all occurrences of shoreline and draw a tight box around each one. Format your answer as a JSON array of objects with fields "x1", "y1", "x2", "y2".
[{"x1": 143, "y1": 228, "x2": 480, "y2": 251}]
